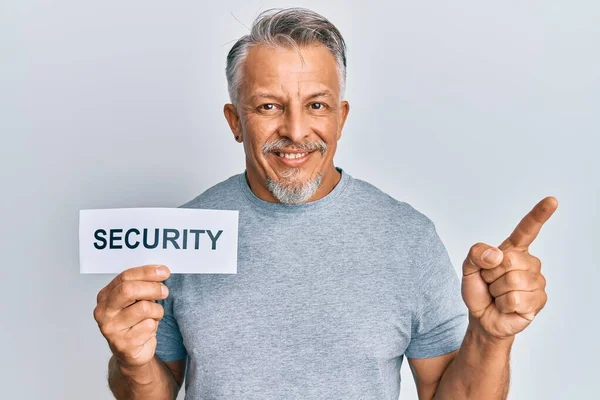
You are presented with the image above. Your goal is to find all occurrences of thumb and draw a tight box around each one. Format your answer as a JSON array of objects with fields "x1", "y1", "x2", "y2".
[
  {"x1": 463, "y1": 243, "x2": 504, "y2": 276},
  {"x1": 462, "y1": 243, "x2": 503, "y2": 318}
]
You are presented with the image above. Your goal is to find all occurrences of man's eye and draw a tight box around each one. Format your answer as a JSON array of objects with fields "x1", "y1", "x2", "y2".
[
  {"x1": 310, "y1": 102, "x2": 325, "y2": 110},
  {"x1": 259, "y1": 104, "x2": 277, "y2": 111}
]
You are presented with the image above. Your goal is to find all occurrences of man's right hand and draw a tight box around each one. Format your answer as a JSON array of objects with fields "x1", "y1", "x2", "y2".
[{"x1": 94, "y1": 265, "x2": 171, "y2": 368}]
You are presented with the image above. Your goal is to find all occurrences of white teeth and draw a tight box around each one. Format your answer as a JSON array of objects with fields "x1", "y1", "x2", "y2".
[{"x1": 278, "y1": 152, "x2": 308, "y2": 159}]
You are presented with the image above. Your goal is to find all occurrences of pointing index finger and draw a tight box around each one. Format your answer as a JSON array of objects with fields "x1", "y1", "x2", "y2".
[{"x1": 502, "y1": 196, "x2": 558, "y2": 250}]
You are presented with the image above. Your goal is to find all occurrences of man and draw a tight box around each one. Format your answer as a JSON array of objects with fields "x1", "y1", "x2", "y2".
[{"x1": 93, "y1": 8, "x2": 558, "y2": 399}]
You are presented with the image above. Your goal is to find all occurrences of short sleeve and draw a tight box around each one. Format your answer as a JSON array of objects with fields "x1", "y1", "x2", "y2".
[
  {"x1": 155, "y1": 276, "x2": 187, "y2": 362},
  {"x1": 404, "y1": 222, "x2": 468, "y2": 359}
]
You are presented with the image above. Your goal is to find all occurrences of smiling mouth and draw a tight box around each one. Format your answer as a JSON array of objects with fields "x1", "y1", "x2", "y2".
[{"x1": 274, "y1": 151, "x2": 311, "y2": 159}]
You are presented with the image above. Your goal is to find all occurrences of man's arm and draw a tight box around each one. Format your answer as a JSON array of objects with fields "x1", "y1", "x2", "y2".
[
  {"x1": 435, "y1": 323, "x2": 512, "y2": 399},
  {"x1": 408, "y1": 317, "x2": 513, "y2": 400},
  {"x1": 108, "y1": 355, "x2": 185, "y2": 400},
  {"x1": 407, "y1": 351, "x2": 457, "y2": 400},
  {"x1": 409, "y1": 197, "x2": 556, "y2": 399}
]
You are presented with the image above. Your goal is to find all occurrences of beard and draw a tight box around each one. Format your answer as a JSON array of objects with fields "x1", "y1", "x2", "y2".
[
  {"x1": 266, "y1": 169, "x2": 323, "y2": 205},
  {"x1": 262, "y1": 138, "x2": 327, "y2": 205}
]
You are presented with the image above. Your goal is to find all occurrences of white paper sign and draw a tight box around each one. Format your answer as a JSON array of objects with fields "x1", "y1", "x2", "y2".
[{"x1": 79, "y1": 208, "x2": 239, "y2": 274}]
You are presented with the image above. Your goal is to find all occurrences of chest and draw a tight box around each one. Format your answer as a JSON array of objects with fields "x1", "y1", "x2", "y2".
[{"x1": 173, "y1": 234, "x2": 415, "y2": 368}]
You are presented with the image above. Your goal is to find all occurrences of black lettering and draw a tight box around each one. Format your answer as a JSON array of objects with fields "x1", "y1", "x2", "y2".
[
  {"x1": 189, "y1": 229, "x2": 205, "y2": 250},
  {"x1": 125, "y1": 228, "x2": 140, "y2": 249},
  {"x1": 143, "y1": 228, "x2": 159, "y2": 249},
  {"x1": 93, "y1": 229, "x2": 107, "y2": 249},
  {"x1": 163, "y1": 229, "x2": 180, "y2": 249},
  {"x1": 109, "y1": 229, "x2": 123, "y2": 249},
  {"x1": 206, "y1": 230, "x2": 223, "y2": 250},
  {"x1": 182, "y1": 229, "x2": 188, "y2": 250}
]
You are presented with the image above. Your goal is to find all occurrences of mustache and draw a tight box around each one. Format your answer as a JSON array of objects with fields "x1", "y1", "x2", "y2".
[{"x1": 262, "y1": 138, "x2": 327, "y2": 156}]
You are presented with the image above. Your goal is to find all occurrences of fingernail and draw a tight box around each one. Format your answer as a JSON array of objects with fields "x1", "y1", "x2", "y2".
[
  {"x1": 161, "y1": 284, "x2": 169, "y2": 297},
  {"x1": 156, "y1": 266, "x2": 167, "y2": 277},
  {"x1": 482, "y1": 249, "x2": 500, "y2": 263}
]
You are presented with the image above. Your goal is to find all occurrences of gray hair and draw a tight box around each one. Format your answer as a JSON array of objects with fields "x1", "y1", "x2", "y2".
[
  {"x1": 266, "y1": 171, "x2": 323, "y2": 205},
  {"x1": 225, "y1": 7, "x2": 347, "y2": 108}
]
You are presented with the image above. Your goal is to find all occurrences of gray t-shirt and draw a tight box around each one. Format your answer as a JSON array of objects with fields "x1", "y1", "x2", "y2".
[{"x1": 156, "y1": 167, "x2": 468, "y2": 399}]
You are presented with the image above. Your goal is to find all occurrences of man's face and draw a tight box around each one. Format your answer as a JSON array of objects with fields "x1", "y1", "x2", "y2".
[{"x1": 224, "y1": 44, "x2": 349, "y2": 204}]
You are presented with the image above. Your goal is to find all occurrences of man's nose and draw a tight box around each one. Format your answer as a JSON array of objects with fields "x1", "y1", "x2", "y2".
[{"x1": 279, "y1": 106, "x2": 309, "y2": 143}]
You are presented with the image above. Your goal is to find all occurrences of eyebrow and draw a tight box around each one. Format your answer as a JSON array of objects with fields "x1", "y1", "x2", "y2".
[
  {"x1": 306, "y1": 90, "x2": 335, "y2": 100},
  {"x1": 249, "y1": 90, "x2": 335, "y2": 102},
  {"x1": 249, "y1": 93, "x2": 282, "y2": 102}
]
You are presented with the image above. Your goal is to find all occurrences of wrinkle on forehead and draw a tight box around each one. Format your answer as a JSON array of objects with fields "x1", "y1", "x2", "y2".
[{"x1": 241, "y1": 44, "x2": 339, "y2": 101}]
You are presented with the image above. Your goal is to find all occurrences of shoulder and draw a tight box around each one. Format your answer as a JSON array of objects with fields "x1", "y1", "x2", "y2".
[
  {"x1": 178, "y1": 173, "x2": 243, "y2": 210},
  {"x1": 347, "y1": 175, "x2": 436, "y2": 239}
]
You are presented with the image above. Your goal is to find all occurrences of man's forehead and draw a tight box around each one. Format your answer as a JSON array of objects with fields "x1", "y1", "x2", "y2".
[{"x1": 242, "y1": 44, "x2": 339, "y2": 96}]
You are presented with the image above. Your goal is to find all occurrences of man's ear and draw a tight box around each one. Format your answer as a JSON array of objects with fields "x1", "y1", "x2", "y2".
[
  {"x1": 223, "y1": 103, "x2": 243, "y2": 142},
  {"x1": 336, "y1": 100, "x2": 350, "y2": 141}
]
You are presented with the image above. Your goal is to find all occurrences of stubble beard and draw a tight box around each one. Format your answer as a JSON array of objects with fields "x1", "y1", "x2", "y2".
[
  {"x1": 266, "y1": 168, "x2": 323, "y2": 205},
  {"x1": 261, "y1": 137, "x2": 328, "y2": 205}
]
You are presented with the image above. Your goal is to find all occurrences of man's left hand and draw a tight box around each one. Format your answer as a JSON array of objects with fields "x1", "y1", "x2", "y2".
[{"x1": 461, "y1": 196, "x2": 559, "y2": 339}]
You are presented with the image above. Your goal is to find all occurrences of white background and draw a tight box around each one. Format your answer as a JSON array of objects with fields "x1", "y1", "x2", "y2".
[{"x1": 1, "y1": 1, "x2": 598, "y2": 399}]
